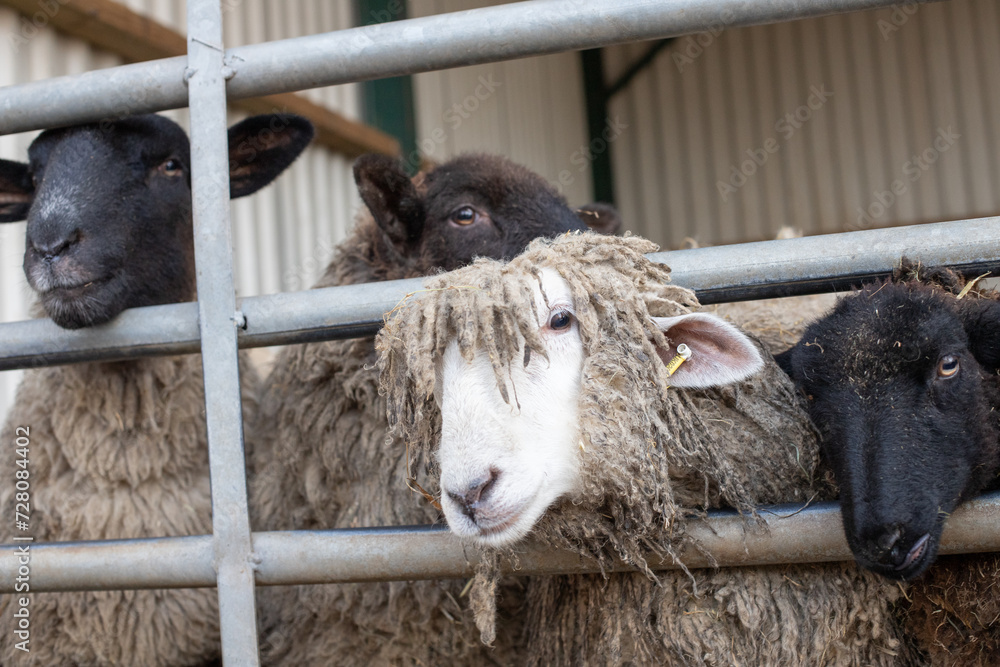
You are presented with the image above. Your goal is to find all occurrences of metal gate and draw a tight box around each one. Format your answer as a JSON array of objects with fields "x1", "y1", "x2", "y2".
[{"x1": 2, "y1": 1, "x2": 999, "y2": 664}]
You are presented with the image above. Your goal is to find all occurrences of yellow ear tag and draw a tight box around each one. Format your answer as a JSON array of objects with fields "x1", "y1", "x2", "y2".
[{"x1": 664, "y1": 343, "x2": 692, "y2": 377}]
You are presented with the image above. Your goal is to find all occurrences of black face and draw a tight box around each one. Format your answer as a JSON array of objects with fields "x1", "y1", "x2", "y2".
[
  {"x1": 0, "y1": 113, "x2": 314, "y2": 329},
  {"x1": 353, "y1": 153, "x2": 619, "y2": 275},
  {"x1": 779, "y1": 282, "x2": 1000, "y2": 580},
  {"x1": 21, "y1": 117, "x2": 194, "y2": 328}
]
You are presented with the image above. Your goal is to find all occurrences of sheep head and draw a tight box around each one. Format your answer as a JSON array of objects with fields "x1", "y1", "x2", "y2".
[
  {"x1": 0, "y1": 113, "x2": 314, "y2": 328},
  {"x1": 777, "y1": 276, "x2": 1000, "y2": 580},
  {"x1": 379, "y1": 233, "x2": 790, "y2": 552},
  {"x1": 351, "y1": 153, "x2": 620, "y2": 281}
]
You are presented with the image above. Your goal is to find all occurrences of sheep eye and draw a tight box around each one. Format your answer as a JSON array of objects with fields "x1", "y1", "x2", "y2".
[
  {"x1": 549, "y1": 309, "x2": 573, "y2": 331},
  {"x1": 159, "y1": 158, "x2": 183, "y2": 177},
  {"x1": 937, "y1": 355, "x2": 960, "y2": 379},
  {"x1": 450, "y1": 206, "x2": 478, "y2": 226}
]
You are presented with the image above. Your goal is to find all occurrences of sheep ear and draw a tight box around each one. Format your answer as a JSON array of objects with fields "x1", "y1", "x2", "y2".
[
  {"x1": 650, "y1": 312, "x2": 764, "y2": 388},
  {"x1": 960, "y1": 298, "x2": 1000, "y2": 370},
  {"x1": 0, "y1": 158, "x2": 33, "y2": 222},
  {"x1": 227, "y1": 114, "x2": 315, "y2": 199},
  {"x1": 575, "y1": 203, "x2": 622, "y2": 235},
  {"x1": 354, "y1": 153, "x2": 425, "y2": 246}
]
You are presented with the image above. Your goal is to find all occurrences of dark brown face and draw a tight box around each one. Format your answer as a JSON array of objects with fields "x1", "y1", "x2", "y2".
[
  {"x1": 353, "y1": 152, "x2": 617, "y2": 275},
  {"x1": 415, "y1": 155, "x2": 590, "y2": 271},
  {"x1": 779, "y1": 283, "x2": 1000, "y2": 580}
]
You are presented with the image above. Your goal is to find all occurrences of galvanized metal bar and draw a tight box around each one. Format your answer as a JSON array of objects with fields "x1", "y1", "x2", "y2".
[
  {"x1": 0, "y1": 216, "x2": 998, "y2": 371},
  {"x1": 0, "y1": 0, "x2": 935, "y2": 136},
  {"x1": 3, "y1": 492, "x2": 999, "y2": 593},
  {"x1": 649, "y1": 216, "x2": 1000, "y2": 302},
  {"x1": 185, "y1": 1, "x2": 260, "y2": 663}
]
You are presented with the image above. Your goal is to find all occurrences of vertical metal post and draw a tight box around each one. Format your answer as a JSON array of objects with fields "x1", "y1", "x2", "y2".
[{"x1": 185, "y1": 1, "x2": 260, "y2": 664}]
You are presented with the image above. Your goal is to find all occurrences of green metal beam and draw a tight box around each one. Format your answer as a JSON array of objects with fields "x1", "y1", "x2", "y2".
[
  {"x1": 357, "y1": 0, "x2": 418, "y2": 172},
  {"x1": 580, "y1": 48, "x2": 616, "y2": 205}
]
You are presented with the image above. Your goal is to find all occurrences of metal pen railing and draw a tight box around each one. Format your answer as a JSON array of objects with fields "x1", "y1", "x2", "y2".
[{"x1": 0, "y1": 0, "x2": 984, "y2": 664}]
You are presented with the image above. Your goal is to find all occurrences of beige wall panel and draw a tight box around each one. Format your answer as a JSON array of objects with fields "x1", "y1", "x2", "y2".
[
  {"x1": 410, "y1": 0, "x2": 593, "y2": 208},
  {"x1": 604, "y1": 0, "x2": 1000, "y2": 249}
]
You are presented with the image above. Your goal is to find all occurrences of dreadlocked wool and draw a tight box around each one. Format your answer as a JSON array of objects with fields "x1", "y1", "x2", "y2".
[
  {"x1": 0, "y1": 354, "x2": 260, "y2": 666},
  {"x1": 250, "y1": 175, "x2": 517, "y2": 667},
  {"x1": 378, "y1": 232, "x2": 917, "y2": 666}
]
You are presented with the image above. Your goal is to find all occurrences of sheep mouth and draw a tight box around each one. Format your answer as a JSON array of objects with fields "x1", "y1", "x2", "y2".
[
  {"x1": 894, "y1": 533, "x2": 932, "y2": 575},
  {"x1": 475, "y1": 512, "x2": 523, "y2": 539},
  {"x1": 47, "y1": 277, "x2": 107, "y2": 294},
  {"x1": 451, "y1": 501, "x2": 534, "y2": 546}
]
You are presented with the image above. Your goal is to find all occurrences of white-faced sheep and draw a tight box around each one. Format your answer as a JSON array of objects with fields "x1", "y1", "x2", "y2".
[
  {"x1": 250, "y1": 153, "x2": 620, "y2": 665},
  {"x1": 777, "y1": 264, "x2": 1000, "y2": 665},
  {"x1": 377, "y1": 232, "x2": 916, "y2": 666},
  {"x1": 0, "y1": 113, "x2": 313, "y2": 666}
]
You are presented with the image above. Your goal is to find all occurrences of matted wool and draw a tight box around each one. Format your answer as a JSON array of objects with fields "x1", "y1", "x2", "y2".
[{"x1": 377, "y1": 233, "x2": 913, "y2": 664}]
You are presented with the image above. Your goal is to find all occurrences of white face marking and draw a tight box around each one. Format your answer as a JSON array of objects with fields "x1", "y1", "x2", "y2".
[{"x1": 436, "y1": 268, "x2": 585, "y2": 546}]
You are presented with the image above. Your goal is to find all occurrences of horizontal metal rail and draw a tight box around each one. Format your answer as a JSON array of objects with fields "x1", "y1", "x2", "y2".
[
  {"x1": 3, "y1": 492, "x2": 998, "y2": 593},
  {"x1": 0, "y1": 0, "x2": 935, "y2": 136},
  {"x1": 0, "y1": 215, "x2": 997, "y2": 371}
]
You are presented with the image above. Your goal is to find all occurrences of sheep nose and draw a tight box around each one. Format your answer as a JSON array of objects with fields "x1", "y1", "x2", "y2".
[
  {"x1": 31, "y1": 229, "x2": 80, "y2": 261},
  {"x1": 876, "y1": 525, "x2": 903, "y2": 553},
  {"x1": 870, "y1": 524, "x2": 919, "y2": 570},
  {"x1": 448, "y1": 469, "x2": 499, "y2": 519}
]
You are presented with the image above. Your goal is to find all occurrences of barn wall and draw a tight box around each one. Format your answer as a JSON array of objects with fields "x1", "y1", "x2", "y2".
[
  {"x1": 604, "y1": 0, "x2": 1000, "y2": 248},
  {"x1": 409, "y1": 0, "x2": 594, "y2": 209}
]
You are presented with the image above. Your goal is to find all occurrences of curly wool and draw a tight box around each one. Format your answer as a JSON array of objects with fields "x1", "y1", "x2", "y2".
[
  {"x1": 0, "y1": 354, "x2": 259, "y2": 666},
  {"x1": 378, "y1": 232, "x2": 914, "y2": 665}
]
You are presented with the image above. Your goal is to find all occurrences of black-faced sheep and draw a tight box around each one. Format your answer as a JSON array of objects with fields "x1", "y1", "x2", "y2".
[
  {"x1": 250, "y1": 153, "x2": 620, "y2": 665},
  {"x1": 777, "y1": 265, "x2": 1000, "y2": 664},
  {"x1": 0, "y1": 113, "x2": 313, "y2": 666},
  {"x1": 378, "y1": 232, "x2": 914, "y2": 666}
]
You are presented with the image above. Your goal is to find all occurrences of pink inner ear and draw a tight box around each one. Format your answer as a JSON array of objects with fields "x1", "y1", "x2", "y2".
[{"x1": 651, "y1": 313, "x2": 764, "y2": 388}]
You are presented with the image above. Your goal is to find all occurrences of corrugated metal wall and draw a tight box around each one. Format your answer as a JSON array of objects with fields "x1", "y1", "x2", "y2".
[
  {"x1": 409, "y1": 0, "x2": 594, "y2": 209},
  {"x1": 605, "y1": 0, "x2": 1000, "y2": 249}
]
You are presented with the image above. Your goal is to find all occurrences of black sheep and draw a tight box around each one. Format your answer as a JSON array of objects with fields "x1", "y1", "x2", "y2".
[
  {"x1": 777, "y1": 270, "x2": 1000, "y2": 581},
  {"x1": 0, "y1": 113, "x2": 313, "y2": 666}
]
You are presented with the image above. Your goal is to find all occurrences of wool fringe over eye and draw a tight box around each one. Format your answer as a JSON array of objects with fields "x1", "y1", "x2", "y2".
[{"x1": 377, "y1": 232, "x2": 824, "y2": 643}]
